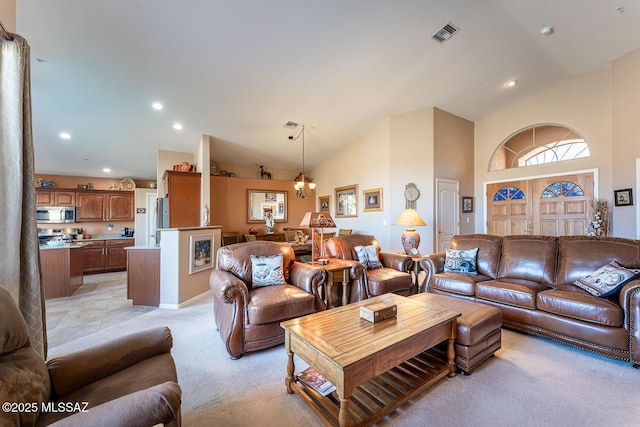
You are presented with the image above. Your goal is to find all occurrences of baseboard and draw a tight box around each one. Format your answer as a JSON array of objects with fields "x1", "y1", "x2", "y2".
[{"x1": 159, "y1": 289, "x2": 212, "y2": 309}]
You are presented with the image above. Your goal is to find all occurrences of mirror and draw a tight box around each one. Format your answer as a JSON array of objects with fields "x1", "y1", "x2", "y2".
[{"x1": 247, "y1": 189, "x2": 288, "y2": 223}]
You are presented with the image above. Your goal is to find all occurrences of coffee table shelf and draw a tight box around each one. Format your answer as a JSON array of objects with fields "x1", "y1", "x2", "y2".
[{"x1": 290, "y1": 351, "x2": 451, "y2": 427}]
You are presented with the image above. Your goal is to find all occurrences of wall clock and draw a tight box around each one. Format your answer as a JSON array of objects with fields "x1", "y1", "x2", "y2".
[{"x1": 404, "y1": 183, "x2": 420, "y2": 209}]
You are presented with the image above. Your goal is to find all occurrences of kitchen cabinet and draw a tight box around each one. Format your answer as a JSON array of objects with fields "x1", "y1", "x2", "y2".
[
  {"x1": 40, "y1": 246, "x2": 84, "y2": 299},
  {"x1": 82, "y1": 238, "x2": 133, "y2": 274},
  {"x1": 162, "y1": 170, "x2": 201, "y2": 227},
  {"x1": 126, "y1": 248, "x2": 160, "y2": 306},
  {"x1": 36, "y1": 190, "x2": 76, "y2": 206},
  {"x1": 76, "y1": 191, "x2": 134, "y2": 222},
  {"x1": 76, "y1": 192, "x2": 106, "y2": 221}
]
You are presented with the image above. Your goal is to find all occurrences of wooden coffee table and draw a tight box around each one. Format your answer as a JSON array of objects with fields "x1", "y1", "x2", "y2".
[{"x1": 281, "y1": 293, "x2": 460, "y2": 426}]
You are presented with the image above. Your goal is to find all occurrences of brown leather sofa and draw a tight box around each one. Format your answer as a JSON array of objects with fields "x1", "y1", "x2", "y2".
[
  {"x1": 420, "y1": 234, "x2": 640, "y2": 367},
  {"x1": 324, "y1": 234, "x2": 413, "y2": 303},
  {"x1": 209, "y1": 241, "x2": 327, "y2": 359},
  {"x1": 0, "y1": 287, "x2": 181, "y2": 427}
]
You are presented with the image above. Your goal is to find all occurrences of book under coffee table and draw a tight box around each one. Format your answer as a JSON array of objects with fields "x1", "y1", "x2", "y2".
[{"x1": 281, "y1": 293, "x2": 460, "y2": 427}]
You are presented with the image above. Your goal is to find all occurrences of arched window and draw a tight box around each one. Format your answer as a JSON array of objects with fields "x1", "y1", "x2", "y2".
[
  {"x1": 541, "y1": 181, "x2": 584, "y2": 198},
  {"x1": 493, "y1": 186, "x2": 525, "y2": 201},
  {"x1": 489, "y1": 124, "x2": 590, "y2": 171}
]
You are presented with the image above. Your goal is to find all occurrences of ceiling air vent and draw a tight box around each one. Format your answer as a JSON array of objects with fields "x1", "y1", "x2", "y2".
[
  {"x1": 283, "y1": 121, "x2": 299, "y2": 129},
  {"x1": 431, "y1": 22, "x2": 460, "y2": 44}
]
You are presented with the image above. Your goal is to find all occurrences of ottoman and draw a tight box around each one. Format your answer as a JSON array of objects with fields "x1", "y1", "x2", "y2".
[{"x1": 410, "y1": 293, "x2": 502, "y2": 374}]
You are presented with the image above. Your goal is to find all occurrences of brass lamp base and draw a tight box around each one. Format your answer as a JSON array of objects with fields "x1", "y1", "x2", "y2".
[{"x1": 401, "y1": 227, "x2": 420, "y2": 255}]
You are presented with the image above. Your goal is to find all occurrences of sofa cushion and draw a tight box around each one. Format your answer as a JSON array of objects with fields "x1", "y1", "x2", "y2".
[
  {"x1": 556, "y1": 236, "x2": 640, "y2": 286},
  {"x1": 444, "y1": 248, "x2": 478, "y2": 275},
  {"x1": 537, "y1": 285, "x2": 623, "y2": 327},
  {"x1": 247, "y1": 284, "x2": 315, "y2": 325},
  {"x1": 354, "y1": 244, "x2": 383, "y2": 270},
  {"x1": 573, "y1": 261, "x2": 640, "y2": 298},
  {"x1": 366, "y1": 268, "x2": 413, "y2": 296},
  {"x1": 450, "y1": 234, "x2": 502, "y2": 279},
  {"x1": 250, "y1": 254, "x2": 286, "y2": 286},
  {"x1": 497, "y1": 235, "x2": 557, "y2": 288},
  {"x1": 431, "y1": 273, "x2": 490, "y2": 296},
  {"x1": 476, "y1": 279, "x2": 550, "y2": 309}
]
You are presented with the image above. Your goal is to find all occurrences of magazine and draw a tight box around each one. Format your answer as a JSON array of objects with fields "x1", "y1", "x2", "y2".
[{"x1": 296, "y1": 367, "x2": 336, "y2": 397}]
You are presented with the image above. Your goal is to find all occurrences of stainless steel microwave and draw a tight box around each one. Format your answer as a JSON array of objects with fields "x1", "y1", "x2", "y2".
[{"x1": 36, "y1": 206, "x2": 76, "y2": 224}]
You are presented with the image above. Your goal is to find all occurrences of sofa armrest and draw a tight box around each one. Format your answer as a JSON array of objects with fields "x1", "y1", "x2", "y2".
[
  {"x1": 619, "y1": 279, "x2": 640, "y2": 365},
  {"x1": 379, "y1": 252, "x2": 412, "y2": 272},
  {"x1": 209, "y1": 269, "x2": 250, "y2": 303},
  {"x1": 289, "y1": 261, "x2": 328, "y2": 310},
  {"x1": 419, "y1": 252, "x2": 445, "y2": 293},
  {"x1": 49, "y1": 381, "x2": 181, "y2": 427},
  {"x1": 47, "y1": 327, "x2": 173, "y2": 398}
]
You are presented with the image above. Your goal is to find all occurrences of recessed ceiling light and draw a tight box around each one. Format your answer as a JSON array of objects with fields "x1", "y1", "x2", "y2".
[
  {"x1": 103, "y1": 168, "x2": 111, "y2": 173},
  {"x1": 506, "y1": 79, "x2": 518, "y2": 88},
  {"x1": 152, "y1": 102, "x2": 163, "y2": 110},
  {"x1": 59, "y1": 132, "x2": 71, "y2": 139},
  {"x1": 540, "y1": 26, "x2": 554, "y2": 36},
  {"x1": 173, "y1": 123, "x2": 183, "y2": 130}
]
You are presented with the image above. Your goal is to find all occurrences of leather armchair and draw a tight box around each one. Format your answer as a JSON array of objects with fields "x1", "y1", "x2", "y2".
[
  {"x1": 324, "y1": 234, "x2": 414, "y2": 302},
  {"x1": 210, "y1": 241, "x2": 327, "y2": 359},
  {"x1": 0, "y1": 287, "x2": 181, "y2": 427}
]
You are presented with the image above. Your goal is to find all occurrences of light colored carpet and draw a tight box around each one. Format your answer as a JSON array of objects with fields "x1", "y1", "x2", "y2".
[{"x1": 47, "y1": 284, "x2": 640, "y2": 427}]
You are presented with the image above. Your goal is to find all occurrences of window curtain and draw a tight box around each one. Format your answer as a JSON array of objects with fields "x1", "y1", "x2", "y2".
[{"x1": 0, "y1": 33, "x2": 46, "y2": 358}]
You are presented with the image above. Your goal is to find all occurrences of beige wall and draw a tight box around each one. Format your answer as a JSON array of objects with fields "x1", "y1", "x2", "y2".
[
  {"x1": 434, "y1": 108, "x2": 475, "y2": 235},
  {"x1": 474, "y1": 69, "x2": 614, "y2": 234},
  {"x1": 312, "y1": 118, "x2": 395, "y2": 250},
  {"x1": 612, "y1": 47, "x2": 640, "y2": 238},
  {"x1": 209, "y1": 175, "x2": 315, "y2": 236},
  {"x1": 0, "y1": 0, "x2": 15, "y2": 32}
]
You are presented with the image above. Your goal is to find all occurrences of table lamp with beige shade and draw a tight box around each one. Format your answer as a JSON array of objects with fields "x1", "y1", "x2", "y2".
[
  {"x1": 299, "y1": 212, "x2": 336, "y2": 264},
  {"x1": 394, "y1": 208, "x2": 426, "y2": 256}
]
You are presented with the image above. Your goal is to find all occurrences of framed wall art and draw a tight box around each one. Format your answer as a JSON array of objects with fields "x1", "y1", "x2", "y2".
[
  {"x1": 614, "y1": 188, "x2": 633, "y2": 206},
  {"x1": 335, "y1": 184, "x2": 358, "y2": 217},
  {"x1": 318, "y1": 195, "x2": 331, "y2": 213},
  {"x1": 363, "y1": 188, "x2": 383, "y2": 212},
  {"x1": 189, "y1": 234, "x2": 214, "y2": 274},
  {"x1": 462, "y1": 196, "x2": 474, "y2": 213}
]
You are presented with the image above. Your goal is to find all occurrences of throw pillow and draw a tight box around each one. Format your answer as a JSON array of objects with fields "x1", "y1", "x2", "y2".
[
  {"x1": 250, "y1": 254, "x2": 286, "y2": 286},
  {"x1": 574, "y1": 261, "x2": 640, "y2": 298},
  {"x1": 354, "y1": 245, "x2": 383, "y2": 270},
  {"x1": 444, "y1": 248, "x2": 479, "y2": 275}
]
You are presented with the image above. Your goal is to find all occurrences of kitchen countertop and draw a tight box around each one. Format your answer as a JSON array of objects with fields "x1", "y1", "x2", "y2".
[
  {"x1": 39, "y1": 241, "x2": 94, "y2": 251},
  {"x1": 81, "y1": 234, "x2": 135, "y2": 241}
]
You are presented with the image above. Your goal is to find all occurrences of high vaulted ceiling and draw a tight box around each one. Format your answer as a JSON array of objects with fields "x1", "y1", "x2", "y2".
[{"x1": 16, "y1": 1, "x2": 640, "y2": 179}]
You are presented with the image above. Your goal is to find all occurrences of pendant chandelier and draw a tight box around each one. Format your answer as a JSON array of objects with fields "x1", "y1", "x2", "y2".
[{"x1": 290, "y1": 125, "x2": 316, "y2": 198}]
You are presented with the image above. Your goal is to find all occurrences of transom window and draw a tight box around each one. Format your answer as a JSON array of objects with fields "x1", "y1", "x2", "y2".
[{"x1": 489, "y1": 124, "x2": 590, "y2": 171}]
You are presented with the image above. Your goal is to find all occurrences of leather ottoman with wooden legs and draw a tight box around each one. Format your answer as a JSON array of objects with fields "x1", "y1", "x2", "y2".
[{"x1": 410, "y1": 292, "x2": 502, "y2": 374}]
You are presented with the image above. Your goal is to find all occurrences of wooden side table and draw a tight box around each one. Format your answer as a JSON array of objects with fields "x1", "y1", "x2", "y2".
[
  {"x1": 408, "y1": 255, "x2": 422, "y2": 294},
  {"x1": 320, "y1": 259, "x2": 353, "y2": 308}
]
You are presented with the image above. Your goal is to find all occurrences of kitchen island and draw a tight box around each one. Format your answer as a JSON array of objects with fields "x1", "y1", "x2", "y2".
[{"x1": 39, "y1": 242, "x2": 93, "y2": 299}]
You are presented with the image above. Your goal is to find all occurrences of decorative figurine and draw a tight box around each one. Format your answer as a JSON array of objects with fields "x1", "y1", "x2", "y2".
[{"x1": 203, "y1": 204, "x2": 210, "y2": 226}]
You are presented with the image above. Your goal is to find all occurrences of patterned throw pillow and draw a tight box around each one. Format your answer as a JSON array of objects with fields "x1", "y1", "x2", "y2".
[
  {"x1": 354, "y1": 245, "x2": 383, "y2": 270},
  {"x1": 250, "y1": 254, "x2": 286, "y2": 286},
  {"x1": 444, "y1": 248, "x2": 479, "y2": 275},
  {"x1": 574, "y1": 261, "x2": 640, "y2": 298}
]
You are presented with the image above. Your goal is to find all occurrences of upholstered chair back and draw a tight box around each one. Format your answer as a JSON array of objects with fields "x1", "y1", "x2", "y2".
[
  {"x1": 497, "y1": 235, "x2": 558, "y2": 287},
  {"x1": 0, "y1": 287, "x2": 51, "y2": 426},
  {"x1": 216, "y1": 241, "x2": 296, "y2": 287},
  {"x1": 450, "y1": 234, "x2": 503, "y2": 279},
  {"x1": 324, "y1": 234, "x2": 380, "y2": 261}
]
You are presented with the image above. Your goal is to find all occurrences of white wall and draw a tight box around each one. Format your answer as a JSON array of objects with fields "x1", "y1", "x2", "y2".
[
  {"x1": 612, "y1": 47, "x2": 640, "y2": 237},
  {"x1": 474, "y1": 69, "x2": 613, "y2": 233},
  {"x1": 312, "y1": 118, "x2": 394, "y2": 250}
]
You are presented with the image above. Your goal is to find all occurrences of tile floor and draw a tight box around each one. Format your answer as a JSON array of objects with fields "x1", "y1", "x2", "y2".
[{"x1": 45, "y1": 271, "x2": 157, "y2": 349}]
